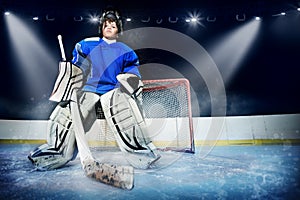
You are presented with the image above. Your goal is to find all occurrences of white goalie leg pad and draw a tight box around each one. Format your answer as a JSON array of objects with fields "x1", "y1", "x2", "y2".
[
  {"x1": 101, "y1": 88, "x2": 147, "y2": 152},
  {"x1": 28, "y1": 102, "x2": 77, "y2": 170},
  {"x1": 48, "y1": 102, "x2": 77, "y2": 162},
  {"x1": 29, "y1": 61, "x2": 84, "y2": 170},
  {"x1": 48, "y1": 102, "x2": 72, "y2": 146},
  {"x1": 101, "y1": 88, "x2": 161, "y2": 169}
]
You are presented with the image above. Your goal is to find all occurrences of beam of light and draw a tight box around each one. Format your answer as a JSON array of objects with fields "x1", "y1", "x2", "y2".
[
  {"x1": 207, "y1": 19, "x2": 261, "y2": 85},
  {"x1": 272, "y1": 12, "x2": 287, "y2": 17},
  {"x1": 4, "y1": 13, "x2": 57, "y2": 98}
]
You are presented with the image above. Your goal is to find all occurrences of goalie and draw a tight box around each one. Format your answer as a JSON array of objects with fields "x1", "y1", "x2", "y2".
[{"x1": 28, "y1": 9, "x2": 160, "y2": 171}]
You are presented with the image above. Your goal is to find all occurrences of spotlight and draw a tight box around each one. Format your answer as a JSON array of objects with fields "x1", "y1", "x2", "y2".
[
  {"x1": 255, "y1": 16, "x2": 261, "y2": 21},
  {"x1": 236, "y1": 14, "x2": 246, "y2": 22},
  {"x1": 141, "y1": 17, "x2": 150, "y2": 23},
  {"x1": 89, "y1": 17, "x2": 99, "y2": 23},
  {"x1": 32, "y1": 16, "x2": 39, "y2": 21},
  {"x1": 272, "y1": 12, "x2": 287, "y2": 17},
  {"x1": 4, "y1": 11, "x2": 10, "y2": 16},
  {"x1": 88, "y1": 14, "x2": 100, "y2": 23},
  {"x1": 46, "y1": 14, "x2": 55, "y2": 21},
  {"x1": 185, "y1": 18, "x2": 197, "y2": 23},
  {"x1": 92, "y1": 17, "x2": 98, "y2": 22},
  {"x1": 297, "y1": 8, "x2": 300, "y2": 11},
  {"x1": 156, "y1": 18, "x2": 163, "y2": 24},
  {"x1": 186, "y1": 11, "x2": 205, "y2": 27},
  {"x1": 191, "y1": 17, "x2": 197, "y2": 22},
  {"x1": 74, "y1": 16, "x2": 83, "y2": 22},
  {"x1": 206, "y1": 16, "x2": 216, "y2": 22},
  {"x1": 126, "y1": 18, "x2": 132, "y2": 22},
  {"x1": 168, "y1": 17, "x2": 178, "y2": 23}
]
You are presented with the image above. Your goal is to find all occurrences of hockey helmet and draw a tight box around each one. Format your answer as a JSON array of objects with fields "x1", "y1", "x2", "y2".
[{"x1": 99, "y1": 9, "x2": 123, "y2": 36}]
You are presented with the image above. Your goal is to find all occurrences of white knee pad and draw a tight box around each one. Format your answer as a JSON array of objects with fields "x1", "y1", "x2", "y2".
[{"x1": 101, "y1": 88, "x2": 152, "y2": 153}]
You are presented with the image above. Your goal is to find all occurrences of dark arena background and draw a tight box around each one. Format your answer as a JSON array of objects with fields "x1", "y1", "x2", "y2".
[
  {"x1": 0, "y1": 0, "x2": 300, "y2": 199},
  {"x1": 1, "y1": 0, "x2": 300, "y2": 119}
]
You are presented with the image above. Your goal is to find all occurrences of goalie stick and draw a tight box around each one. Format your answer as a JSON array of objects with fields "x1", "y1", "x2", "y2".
[
  {"x1": 57, "y1": 35, "x2": 134, "y2": 190},
  {"x1": 57, "y1": 35, "x2": 66, "y2": 61},
  {"x1": 70, "y1": 91, "x2": 134, "y2": 190}
]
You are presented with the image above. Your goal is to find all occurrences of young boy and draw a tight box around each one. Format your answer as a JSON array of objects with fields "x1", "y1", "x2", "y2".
[{"x1": 28, "y1": 9, "x2": 160, "y2": 171}]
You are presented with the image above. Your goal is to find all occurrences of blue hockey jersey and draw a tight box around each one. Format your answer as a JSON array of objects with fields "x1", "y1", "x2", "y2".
[{"x1": 72, "y1": 37, "x2": 140, "y2": 94}]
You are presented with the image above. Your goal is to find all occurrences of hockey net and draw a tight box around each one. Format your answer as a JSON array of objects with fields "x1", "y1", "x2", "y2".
[{"x1": 86, "y1": 78, "x2": 195, "y2": 153}]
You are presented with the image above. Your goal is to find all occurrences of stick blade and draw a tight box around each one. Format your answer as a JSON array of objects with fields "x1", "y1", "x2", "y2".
[
  {"x1": 83, "y1": 159, "x2": 134, "y2": 190},
  {"x1": 125, "y1": 151, "x2": 161, "y2": 169}
]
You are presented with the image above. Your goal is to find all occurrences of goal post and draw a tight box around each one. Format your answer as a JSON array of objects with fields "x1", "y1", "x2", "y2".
[{"x1": 86, "y1": 78, "x2": 195, "y2": 153}]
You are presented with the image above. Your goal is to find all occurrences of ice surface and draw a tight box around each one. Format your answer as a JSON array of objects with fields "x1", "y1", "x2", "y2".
[{"x1": 0, "y1": 144, "x2": 299, "y2": 199}]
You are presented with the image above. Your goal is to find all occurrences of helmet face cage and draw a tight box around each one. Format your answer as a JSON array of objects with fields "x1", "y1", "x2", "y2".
[{"x1": 99, "y1": 10, "x2": 123, "y2": 37}]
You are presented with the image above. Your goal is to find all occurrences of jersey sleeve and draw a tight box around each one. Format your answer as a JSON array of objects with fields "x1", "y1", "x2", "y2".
[
  {"x1": 72, "y1": 41, "x2": 91, "y2": 76},
  {"x1": 122, "y1": 50, "x2": 141, "y2": 78}
]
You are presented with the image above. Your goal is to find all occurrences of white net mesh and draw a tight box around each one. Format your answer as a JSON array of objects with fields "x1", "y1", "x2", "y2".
[{"x1": 86, "y1": 78, "x2": 194, "y2": 153}]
